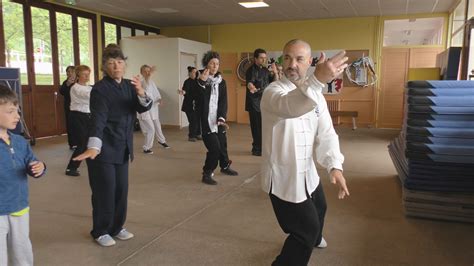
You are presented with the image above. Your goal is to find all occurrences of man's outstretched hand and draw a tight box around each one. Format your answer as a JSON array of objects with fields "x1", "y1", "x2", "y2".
[{"x1": 329, "y1": 169, "x2": 350, "y2": 199}]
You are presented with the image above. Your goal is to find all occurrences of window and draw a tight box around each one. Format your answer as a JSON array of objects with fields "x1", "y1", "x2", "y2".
[
  {"x1": 31, "y1": 7, "x2": 53, "y2": 85},
  {"x1": 452, "y1": 0, "x2": 466, "y2": 47},
  {"x1": 383, "y1": 17, "x2": 445, "y2": 46},
  {"x1": 3, "y1": 1, "x2": 28, "y2": 84},
  {"x1": 100, "y1": 16, "x2": 160, "y2": 48},
  {"x1": 120, "y1": 26, "x2": 132, "y2": 39},
  {"x1": 104, "y1": 22, "x2": 116, "y2": 46},
  {"x1": 56, "y1": 12, "x2": 73, "y2": 83},
  {"x1": 78, "y1": 17, "x2": 95, "y2": 83}
]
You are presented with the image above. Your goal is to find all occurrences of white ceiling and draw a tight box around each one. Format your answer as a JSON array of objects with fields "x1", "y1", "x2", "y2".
[{"x1": 57, "y1": 0, "x2": 460, "y2": 27}]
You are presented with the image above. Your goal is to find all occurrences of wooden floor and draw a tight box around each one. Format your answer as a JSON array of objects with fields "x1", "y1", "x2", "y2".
[{"x1": 26, "y1": 124, "x2": 474, "y2": 265}]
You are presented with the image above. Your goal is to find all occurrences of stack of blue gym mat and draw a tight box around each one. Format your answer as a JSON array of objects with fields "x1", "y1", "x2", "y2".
[{"x1": 388, "y1": 80, "x2": 474, "y2": 223}]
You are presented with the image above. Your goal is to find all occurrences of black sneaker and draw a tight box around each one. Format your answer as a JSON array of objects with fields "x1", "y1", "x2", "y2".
[
  {"x1": 202, "y1": 172, "x2": 217, "y2": 185},
  {"x1": 252, "y1": 150, "x2": 262, "y2": 156},
  {"x1": 221, "y1": 160, "x2": 238, "y2": 175},
  {"x1": 196, "y1": 136, "x2": 203, "y2": 140},
  {"x1": 221, "y1": 167, "x2": 238, "y2": 176},
  {"x1": 65, "y1": 169, "x2": 80, "y2": 176},
  {"x1": 143, "y1": 149, "x2": 153, "y2": 154},
  {"x1": 159, "y1": 142, "x2": 170, "y2": 149},
  {"x1": 188, "y1": 137, "x2": 197, "y2": 142}
]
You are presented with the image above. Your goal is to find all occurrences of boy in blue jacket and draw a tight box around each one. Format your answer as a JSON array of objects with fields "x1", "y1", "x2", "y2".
[{"x1": 0, "y1": 85, "x2": 45, "y2": 265}]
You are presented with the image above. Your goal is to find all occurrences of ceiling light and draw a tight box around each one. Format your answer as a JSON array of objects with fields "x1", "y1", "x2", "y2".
[
  {"x1": 151, "y1": 8, "x2": 179, "y2": 13},
  {"x1": 239, "y1": 1, "x2": 269, "y2": 8}
]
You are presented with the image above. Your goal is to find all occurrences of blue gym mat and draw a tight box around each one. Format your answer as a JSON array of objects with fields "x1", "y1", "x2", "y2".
[
  {"x1": 406, "y1": 126, "x2": 474, "y2": 138},
  {"x1": 407, "y1": 88, "x2": 474, "y2": 96},
  {"x1": 407, "y1": 119, "x2": 474, "y2": 128},
  {"x1": 408, "y1": 105, "x2": 474, "y2": 114},
  {"x1": 407, "y1": 80, "x2": 474, "y2": 88},
  {"x1": 406, "y1": 135, "x2": 474, "y2": 145},
  {"x1": 407, "y1": 96, "x2": 474, "y2": 106}
]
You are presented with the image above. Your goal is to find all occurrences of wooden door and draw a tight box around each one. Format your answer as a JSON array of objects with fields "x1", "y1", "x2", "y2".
[
  {"x1": 377, "y1": 48, "x2": 409, "y2": 129},
  {"x1": 219, "y1": 52, "x2": 238, "y2": 122}
]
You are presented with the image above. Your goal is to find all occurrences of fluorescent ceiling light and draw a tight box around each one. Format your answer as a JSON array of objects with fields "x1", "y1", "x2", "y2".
[
  {"x1": 151, "y1": 8, "x2": 179, "y2": 13},
  {"x1": 239, "y1": 1, "x2": 269, "y2": 8}
]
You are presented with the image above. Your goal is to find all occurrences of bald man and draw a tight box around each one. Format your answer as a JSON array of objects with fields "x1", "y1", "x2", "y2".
[{"x1": 260, "y1": 39, "x2": 350, "y2": 266}]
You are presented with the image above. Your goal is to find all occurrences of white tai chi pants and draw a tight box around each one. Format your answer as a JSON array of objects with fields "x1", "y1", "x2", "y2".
[
  {"x1": 0, "y1": 213, "x2": 33, "y2": 266},
  {"x1": 139, "y1": 118, "x2": 166, "y2": 150}
]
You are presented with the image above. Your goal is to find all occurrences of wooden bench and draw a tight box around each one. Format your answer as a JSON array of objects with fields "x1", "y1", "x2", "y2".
[{"x1": 331, "y1": 111, "x2": 358, "y2": 130}]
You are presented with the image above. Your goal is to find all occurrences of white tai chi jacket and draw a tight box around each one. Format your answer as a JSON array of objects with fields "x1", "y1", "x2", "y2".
[
  {"x1": 137, "y1": 79, "x2": 161, "y2": 121},
  {"x1": 260, "y1": 74, "x2": 344, "y2": 203}
]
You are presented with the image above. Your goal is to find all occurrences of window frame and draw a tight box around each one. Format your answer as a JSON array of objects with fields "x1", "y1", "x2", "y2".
[{"x1": 100, "y1": 15, "x2": 160, "y2": 49}]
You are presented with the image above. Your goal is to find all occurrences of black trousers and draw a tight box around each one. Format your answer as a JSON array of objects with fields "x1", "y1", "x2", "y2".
[
  {"x1": 248, "y1": 110, "x2": 262, "y2": 152},
  {"x1": 270, "y1": 183, "x2": 327, "y2": 266},
  {"x1": 185, "y1": 111, "x2": 201, "y2": 138},
  {"x1": 66, "y1": 111, "x2": 90, "y2": 170},
  {"x1": 86, "y1": 159, "x2": 129, "y2": 239},
  {"x1": 64, "y1": 108, "x2": 75, "y2": 147},
  {"x1": 202, "y1": 126, "x2": 230, "y2": 173}
]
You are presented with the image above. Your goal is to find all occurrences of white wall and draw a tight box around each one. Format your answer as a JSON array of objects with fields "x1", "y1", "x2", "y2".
[{"x1": 121, "y1": 36, "x2": 211, "y2": 126}]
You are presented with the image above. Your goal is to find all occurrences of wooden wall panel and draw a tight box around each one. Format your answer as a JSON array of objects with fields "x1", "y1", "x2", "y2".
[
  {"x1": 33, "y1": 88, "x2": 57, "y2": 137},
  {"x1": 21, "y1": 89, "x2": 33, "y2": 133},
  {"x1": 409, "y1": 47, "x2": 444, "y2": 68},
  {"x1": 219, "y1": 52, "x2": 238, "y2": 122},
  {"x1": 378, "y1": 48, "x2": 409, "y2": 128}
]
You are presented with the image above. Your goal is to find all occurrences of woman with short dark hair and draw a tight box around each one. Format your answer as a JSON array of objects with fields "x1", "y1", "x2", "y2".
[{"x1": 195, "y1": 51, "x2": 238, "y2": 185}]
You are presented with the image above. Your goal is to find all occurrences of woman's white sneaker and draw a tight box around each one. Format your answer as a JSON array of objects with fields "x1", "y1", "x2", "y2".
[
  {"x1": 115, "y1": 229, "x2": 134, "y2": 240},
  {"x1": 95, "y1": 234, "x2": 116, "y2": 247}
]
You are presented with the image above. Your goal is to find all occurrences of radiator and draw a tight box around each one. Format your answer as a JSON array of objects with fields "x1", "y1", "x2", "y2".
[
  {"x1": 327, "y1": 99, "x2": 341, "y2": 124},
  {"x1": 326, "y1": 99, "x2": 341, "y2": 112}
]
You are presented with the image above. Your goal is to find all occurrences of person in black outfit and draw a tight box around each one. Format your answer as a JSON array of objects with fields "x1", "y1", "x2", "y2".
[
  {"x1": 245, "y1": 48, "x2": 277, "y2": 156},
  {"x1": 179, "y1": 66, "x2": 201, "y2": 142},
  {"x1": 74, "y1": 44, "x2": 152, "y2": 247},
  {"x1": 59, "y1": 65, "x2": 76, "y2": 149},
  {"x1": 64, "y1": 65, "x2": 92, "y2": 177},
  {"x1": 195, "y1": 51, "x2": 238, "y2": 185}
]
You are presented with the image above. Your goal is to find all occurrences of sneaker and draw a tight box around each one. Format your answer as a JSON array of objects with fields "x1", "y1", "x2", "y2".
[
  {"x1": 115, "y1": 229, "x2": 134, "y2": 240},
  {"x1": 188, "y1": 137, "x2": 197, "y2": 142},
  {"x1": 252, "y1": 150, "x2": 262, "y2": 156},
  {"x1": 220, "y1": 161, "x2": 238, "y2": 176},
  {"x1": 221, "y1": 167, "x2": 238, "y2": 176},
  {"x1": 95, "y1": 234, "x2": 116, "y2": 247},
  {"x1": 65, "y1": 169, "x2": 80, "y2": 176},
  {"x1": 196, "y1": 136, "x2": 203, "y2": 140},
  {"x1": 202, "y1": 172, "x2": 217, "y2": 185},
  {"x1": 159, "y1": 142, "x2": 170, "y2": 149},
  {"x1": 316, "y1": 237, "x2": 327, "y2": 249},
  {"x1": 143, "y1": 149, "x2": 154, "y2": 154}
]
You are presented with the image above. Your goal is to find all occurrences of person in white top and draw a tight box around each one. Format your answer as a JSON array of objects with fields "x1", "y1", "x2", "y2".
[
  {"x1": 65, "y1": 65, "x2": 92, "y2": 176},
  {"x1": 137, "y1": 65, "x2": 170, "y2": 154},
  {"x1": 261, "y1": 39, "x2": 350, "y2": 266}
]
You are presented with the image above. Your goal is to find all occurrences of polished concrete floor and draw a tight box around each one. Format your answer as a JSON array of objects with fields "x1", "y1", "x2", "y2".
[{"x1": 27, "y1": 124, "x2": 473, "y2": 265}]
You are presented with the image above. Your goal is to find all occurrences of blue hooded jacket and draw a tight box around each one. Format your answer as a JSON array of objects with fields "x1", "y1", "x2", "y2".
[{"x1": 0, "y1": 132, "x2": 43, "y2": 215}]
